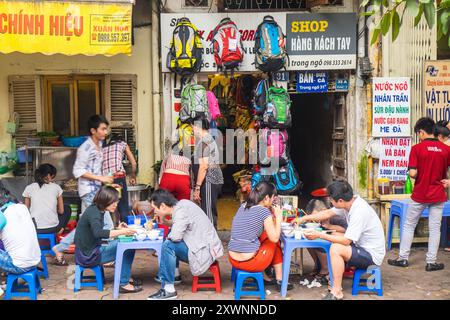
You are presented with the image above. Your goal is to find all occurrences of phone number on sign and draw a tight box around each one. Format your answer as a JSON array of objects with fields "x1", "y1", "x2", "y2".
[
  {"x1": 323, "y1": 59, "x2": 353, "y2": 67},
  {"x1": 95, "y1": 32, "x2": 130, "y2": 43}
]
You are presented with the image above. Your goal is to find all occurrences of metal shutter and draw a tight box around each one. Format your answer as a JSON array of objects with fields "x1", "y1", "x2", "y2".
[
  {"x1": 105, "y1": 74, "x2": 137, "y2": 152},
  {"x1": 8, "y1": 75, "x2": 42, "y2": 146}
]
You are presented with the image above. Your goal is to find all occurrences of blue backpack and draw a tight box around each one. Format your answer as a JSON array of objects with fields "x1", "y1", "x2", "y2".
[
  {"x1": 253, "y1": 79, "x2": 269, "y2": 116},
  {"x1": 251, "y1": 167, "x2": 273, "y2": 189},
  {"x1": 254, "y1": 16, "x2": 288, "y2": 73},
  {"x1": 273, "y1": 160, "x2": 300, "y2": 195}
]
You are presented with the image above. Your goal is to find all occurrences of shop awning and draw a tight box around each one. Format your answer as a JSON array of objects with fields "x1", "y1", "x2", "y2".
[{"x1": 0, "y1": 0, "x2": 134, "y2": 56}]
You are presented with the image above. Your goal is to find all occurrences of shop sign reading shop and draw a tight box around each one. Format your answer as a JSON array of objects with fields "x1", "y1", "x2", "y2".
[
  {"x1": 160, "y1": 13, "x2": 357, "y2": 72},
  {"x1": 424, "y1": 60, "x2": 450, "y2": 121},
  {"x1": 286, "y1": 13, "x2": 357, "y2": 70},
  {"x1": 378, "y1": 138, "x2": 411, "y2": 181},
  {"x1": 0, "y1": 1, "x2": 132, "y2": 56},
  {"x1": 372, "y1": 77, "x2": 411, "y2": 137}
]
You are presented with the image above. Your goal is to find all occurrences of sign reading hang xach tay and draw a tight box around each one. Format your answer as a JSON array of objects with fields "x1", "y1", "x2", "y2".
[{"x1": 0, "y1": 1, "x2": 132, "y2": 56}]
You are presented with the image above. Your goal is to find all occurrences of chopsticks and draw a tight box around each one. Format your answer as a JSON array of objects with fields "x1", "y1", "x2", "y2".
[{"x1": 300, "y1": 209, "x2": 319, "y2": 224}]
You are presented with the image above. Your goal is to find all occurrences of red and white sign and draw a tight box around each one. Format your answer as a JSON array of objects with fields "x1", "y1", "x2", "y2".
[
  {"x1": 378, "y1": 137, "x2": 411, "y2": 181},
  {"x1": 372, "y1": 77, "x2": 411, "y2": 137}
]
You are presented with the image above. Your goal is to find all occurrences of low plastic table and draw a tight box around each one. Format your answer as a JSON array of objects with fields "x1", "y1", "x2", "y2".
[
  {"x1": 281, "y1": 235, "x2": 333, "y2": 298},
  {"x1": 113, "y1": 239, "x2": 163, "y2": 299},
  {"x1": 387, "y1": 199, "x2": 450, "y2": 250}
]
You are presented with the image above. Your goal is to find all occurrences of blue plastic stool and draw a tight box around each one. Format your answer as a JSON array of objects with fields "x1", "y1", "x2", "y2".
[
  {"x1": 4, "y1": 268, "x2": 42, "y2": 300},
  {"x1": 234, "y1": 270, "x2": 265, "y2": 300},
  {"x1": 352, "y1": 266, "x2": 383, "y2": 296},
  {"x1": 74, "y1": 265, "x2": 104, "y2": 292},
  {"x1": 37, "y1": 233, "x2": 56, "y2": 257},
  {"x1": 38, "y1": 254, "x2": 49, "y2": 279},
  {"x1": 231, "y1": 266, "x2": 237, "y2": 283}
]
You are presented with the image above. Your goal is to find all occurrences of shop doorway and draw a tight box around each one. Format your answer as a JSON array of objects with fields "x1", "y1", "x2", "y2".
[{"x1": 288, "y1": 92, "x2": 347, "y2": 208}]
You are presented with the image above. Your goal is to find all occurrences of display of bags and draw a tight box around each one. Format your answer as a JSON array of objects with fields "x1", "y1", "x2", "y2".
[
  {"x1": 273, "y1": 160, "x2": 300, "y2": 195},
  {"x1": 180, "y1": 84, "x2": 209, "y2": 122},
  {"x1": 254, "y1": 16, "x2": 288, "y2": 73},
  {"x1": 262, "y1": 87, "x2": 292, "y2": 128},
  {"x1": 212, "y1": 18, "x2": 244, "y2": 74},
  {"x1": 251, "y1": 168, "x2": 273, "y2": 189},
  {"x1": 166, "y1": 18, "x2": 203, "y2": 77},
  {"x1": 206, "y1": 91, "x2": 221, "y2": 121}
]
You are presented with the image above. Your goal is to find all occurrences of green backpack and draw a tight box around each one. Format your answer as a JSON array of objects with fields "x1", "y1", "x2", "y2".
[
  {"x1": 262, "y1": 87, "x2": 292, "y2": 128},
  {"x1": 179, "y1": 84, "x2": 210, "y2": 122}
]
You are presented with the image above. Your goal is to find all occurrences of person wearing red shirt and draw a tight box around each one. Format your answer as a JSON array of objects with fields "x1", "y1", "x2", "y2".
[{"x1": 388, "y1": 117, "x2": 449, "y2": 272}]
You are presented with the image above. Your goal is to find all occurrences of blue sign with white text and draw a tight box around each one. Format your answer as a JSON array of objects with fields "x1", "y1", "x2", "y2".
[
  {"x1": 336, "y1": 79, "x2": 349, "y2": 91},
  {"x1": 296, "y1": 72, "x2": 328, "y2": 93}
]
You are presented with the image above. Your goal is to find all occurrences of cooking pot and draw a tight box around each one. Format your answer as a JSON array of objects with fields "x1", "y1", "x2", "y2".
[{"x1": 127, "y1": 184, "x2": 151, "y2": 208}]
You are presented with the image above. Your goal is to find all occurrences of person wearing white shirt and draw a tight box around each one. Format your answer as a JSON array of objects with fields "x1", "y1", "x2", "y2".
[
  {"x1": 297, "y1": 181, "x2": 386, "y2": 300},
  {"x1": 0, "y1": 187, "x2": 41, "y2": 275}
]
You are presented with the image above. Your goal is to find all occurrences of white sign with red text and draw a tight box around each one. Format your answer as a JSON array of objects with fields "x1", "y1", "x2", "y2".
[
  {"x1": 372, "y1": 77, "x2": 411, "y2": 137},
  {"x1": 161, "y1": 13, "x2": 287, "y2": 72},
  {"x1": 378, "y1": 137, "x2": 411, "y2": 181}
]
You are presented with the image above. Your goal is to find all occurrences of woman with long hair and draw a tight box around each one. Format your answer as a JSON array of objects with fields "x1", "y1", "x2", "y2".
[{"x1": 228, "y1": 182, "x2": 293, "y2": 292}]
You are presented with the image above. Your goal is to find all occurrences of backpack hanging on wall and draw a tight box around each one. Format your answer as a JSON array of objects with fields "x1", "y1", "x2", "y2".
[
  {"x1": 253, "y1": 79, "x2": 270, "y2": 116},
  {"x1": 206, "y1": 91, "x2": 221, "y2": 121},
  {"x1": 179, "y1": 84, "x2": 209, "y2": 122},
  {"x1": 212, "y1": 18, "x2": 244, "y2": 76},
  {"x1": 236, "y1": 75, "x2": 255, "y2": 107},
  {"x1": 176, "y1": 118, "x2": 195, "y2": 149},
  {"x1": 166, "y1": 18, "x2": 203, "y2": 79},
  {"x1": 254, "y1": 16, "x2": 288, "y2": 73},
  {"x1": 262, "y1": 87, "x2": 292, "y2": 128},
  {"x1": 251, "y1": 167, "x2": 274, "y2": 190},
  {"x1": 259, "y1": 128, "x2": 289, "y2": 165},
  {"x1": 273, "y1": 160, "x2": 301, "y2": 195}
]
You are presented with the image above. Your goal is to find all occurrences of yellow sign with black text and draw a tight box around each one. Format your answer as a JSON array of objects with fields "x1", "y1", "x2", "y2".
[{"x1": 0, "y1": 1, "x2": 132, "y2": 56}]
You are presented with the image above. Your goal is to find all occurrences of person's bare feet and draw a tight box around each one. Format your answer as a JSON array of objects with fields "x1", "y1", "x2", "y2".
[{"x1": 444, "y1": 247, "x2": 450, "y2": 252}]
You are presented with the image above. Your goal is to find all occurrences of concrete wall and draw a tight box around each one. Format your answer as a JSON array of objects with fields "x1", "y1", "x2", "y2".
[{"x1": 0, "y1": 27, "x2": 155, "y2": 184}]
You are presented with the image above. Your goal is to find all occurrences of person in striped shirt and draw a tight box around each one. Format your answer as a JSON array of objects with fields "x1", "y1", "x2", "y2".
[{"x1": 228, "y1": 182, "x2": 293, "y2": 292}]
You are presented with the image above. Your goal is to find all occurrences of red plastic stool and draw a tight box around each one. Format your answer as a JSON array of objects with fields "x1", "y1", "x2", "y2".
[
  {"x1": 192, "y1": 261, "x2": 221, "y2": 293},
  {"x1": 344, "y1": 266, "x2": 355, "y2": 278}
]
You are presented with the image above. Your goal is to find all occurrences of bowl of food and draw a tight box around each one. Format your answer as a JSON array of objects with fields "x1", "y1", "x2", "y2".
[
  {"x1": 281, "y1": 222, "x2": 291, "y2": 229},
  {"x1": 128, "y1": 224, "x2": 143, "y2": 230},
  {"x1": 147, "y1": 229, "x2": 160, "y2": 241},
  {"x1": 305, "y1": 222, "x2": 321, "y2": 229},
  {"x1": 134, "y1": 233, "x2": 147, "y2": 241},
  {"x1": 282, "y1": 226, "x2": 295, "y2": 238}
]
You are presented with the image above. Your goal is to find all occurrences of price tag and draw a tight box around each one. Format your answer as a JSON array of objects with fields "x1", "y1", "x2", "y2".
[{"x1": 228, "y1": 38, "x2": 238, "y2": 52}]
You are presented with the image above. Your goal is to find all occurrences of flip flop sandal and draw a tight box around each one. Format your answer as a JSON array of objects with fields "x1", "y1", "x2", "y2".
[
  {"x1": 119, "y1": 285, "x2": 143, "y2": 294},
  {"x1": 103, "y1": 262, "x2": 115, "y2": 268},
  {"x1": 323, "y1": 292, "x2": 343, "y2": 300},
  {"x1": 444, "y1": 248, "x2": 450, "y2": 252},
  {"x1": 53, "y1": 256, "x2": 68, "y2": 266}
]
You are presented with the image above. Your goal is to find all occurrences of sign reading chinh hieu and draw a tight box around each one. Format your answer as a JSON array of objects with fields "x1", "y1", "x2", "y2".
[
  {"x1": 0, "y1": 0, "x2": 132, "y2": 56},
  {"x1": 286, "y1": 13, "x2": 357, "y2": 70}
]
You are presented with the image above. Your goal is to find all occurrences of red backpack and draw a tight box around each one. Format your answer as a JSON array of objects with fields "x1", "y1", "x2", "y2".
[{"x1": 212, "y1": 18, "x2": 244, "y2": 76}]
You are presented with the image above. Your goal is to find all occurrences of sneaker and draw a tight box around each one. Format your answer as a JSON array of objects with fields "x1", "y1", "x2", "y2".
[
  {"x1": 425, "y1": 263, "x2": 444, "y2": 272},
  {"x1": 154, "y1": 275, "x2": 182, "y2": 285},
  {"x1": 275, "y1": 280, "x2": 293, "y2": 292},
  {"x1": 147, "y1": 289, "x2": 177, "y2": 300},
  {"x1": 387, "y1": 258, "x2": 409, "y2": 267}
]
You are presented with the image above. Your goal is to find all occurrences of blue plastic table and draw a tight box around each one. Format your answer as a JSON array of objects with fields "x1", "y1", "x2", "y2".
[
  {"x1": 280, "y1": 235, "x2": 333, "y2": 298},
  {"x1": 387, "y1": 199, "x2": 450, "y2": 250},
  {"x1": 113, "y1": 238, "x2": 163, "y2": 299}
]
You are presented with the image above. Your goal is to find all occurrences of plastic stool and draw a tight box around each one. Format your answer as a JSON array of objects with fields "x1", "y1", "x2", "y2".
[
  {"x1": 74, "y1": 265, "x2": 104, "y2": 292},
  {"x1": 192, "y1": 261, "x2": 221, "y2": 293},
  {"x1": 234, "y1": 270, "x2": 265, "y2": 300},
  {"x1": 4, "y1": 268, "x2": 42, "y2": 300},
  {"x1": 231, "y1": 266, "x2": 237, "y2": 283},
  {"x1": 38, "y1": 254, "x2": 49, "y2": 279},
  {"x1": 352, "y1": 266, "x2": 383, "y2": 296},
  {"x1": 37, "y1": 233, "x2": 56, "y2": 257}
]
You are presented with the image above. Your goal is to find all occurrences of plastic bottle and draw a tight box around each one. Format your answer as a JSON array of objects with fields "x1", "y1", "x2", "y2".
[{"x1": 405, "y1": 172, "x2": 413, "y2": 194}]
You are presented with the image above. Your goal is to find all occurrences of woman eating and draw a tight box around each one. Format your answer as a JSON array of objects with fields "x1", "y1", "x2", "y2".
[
  {"x1": 74, "y1": 186, "x2": 142, "y2": 294},
  {"x1": 228, "y1": 182, "x2": 293, "y2": 292}
]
